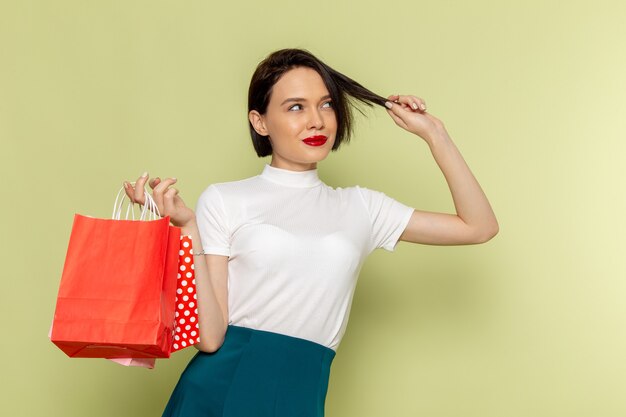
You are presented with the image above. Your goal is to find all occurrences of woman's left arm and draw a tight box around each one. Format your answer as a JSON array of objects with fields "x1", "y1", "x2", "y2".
[{"x1": 385, "y1": 94, "x2": 499, "y2": 245}]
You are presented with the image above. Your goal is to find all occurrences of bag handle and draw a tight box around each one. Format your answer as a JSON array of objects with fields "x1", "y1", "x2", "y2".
[{"x1": 112, "y1": 182, "x2": 162, "y2": 221}]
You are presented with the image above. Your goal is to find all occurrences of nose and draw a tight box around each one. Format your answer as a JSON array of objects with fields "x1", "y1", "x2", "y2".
[{"x1": 307, "y1": 108, "x2": 325, "y2": 130}]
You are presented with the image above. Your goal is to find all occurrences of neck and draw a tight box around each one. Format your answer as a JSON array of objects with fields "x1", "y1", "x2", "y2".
[
  {"x1": 260, "y1": 164, "x2": 321, "y2": 188},
  {"x1": 270, "y1": 158, "x2": 317, "y2": 172}
]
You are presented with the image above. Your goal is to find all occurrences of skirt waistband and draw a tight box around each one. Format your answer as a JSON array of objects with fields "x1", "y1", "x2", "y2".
[{"x1": 225, "y1": 325, "x2": 336, "y2": 358}]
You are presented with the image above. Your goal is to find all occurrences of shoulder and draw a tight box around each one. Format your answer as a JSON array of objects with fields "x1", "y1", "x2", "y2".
[
  {"x1": 199, "y1": 175, "x2": 261, "y2": 198},
  {"x1": 319, "y1": 184, "x2": 386, "y2": 214},
  {"x1": 332, "y1": 184, "x2": 383, "y2": 203},
  {"x1": 196, "y1": 175, "x2": 262, "y2": 211},
  {"x1": 337, "y1": 185, "x2": 413, "y2": 216},
  {"x1": 206, "y1": 175, "x2": 261, "y2": 192}
]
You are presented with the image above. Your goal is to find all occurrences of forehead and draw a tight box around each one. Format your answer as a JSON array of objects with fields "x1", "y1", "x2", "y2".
[{"x1": 270, "y1": 67, "x2": 329, "y2": 100}]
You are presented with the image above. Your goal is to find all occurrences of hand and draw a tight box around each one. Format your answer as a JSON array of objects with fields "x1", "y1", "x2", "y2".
[
  {"x1": 385, "y1": 94, "x2": 447, "y2": 144},
  {"x1": 122, "y1": 173, "x2": 196, "y2": 228}
]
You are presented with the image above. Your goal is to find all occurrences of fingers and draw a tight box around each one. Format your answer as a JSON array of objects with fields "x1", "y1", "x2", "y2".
[
  {"x1": 386, "y1": 94, "x2": 427, "y2": 112},
  {"x1": 122, "y1": 172, "x2": 149, "y2": 205},
  {"x1": 123, "y1": 181, "x2": 134, "y2": 202},
  {"x1": 133, "y1": 172, "x2": 149, "y2": 204},
  {"x1": 149, "y1": 177, "x2": 161, "y2": 189},
  {"x1": 398, "y1": 94, "x2": 426, "y2": 111},
  {"x1": 163, "y1": 187, "x2": 180, "y2": 215},
  {"x1": 152, "y1": 177, "x2": 178, "y2": 215},
  {"x1": 124, "y1": 173, "x2": 184, "y2": 221},
  {"x1": 122, "y1": 174, "x2": 180, "y2": 220},
  {"x1": 122, "y1": 173, "x2": 159, "y2": 205},
  {"x1": 386, "y1": 107, "x2": 408, "y2": 129},
  {"x1": 385, "y1": 99, "x2": 412, "y2": 121},
  {"x1": 384, "y1": 93, "x2": 429, "y2": 129}
]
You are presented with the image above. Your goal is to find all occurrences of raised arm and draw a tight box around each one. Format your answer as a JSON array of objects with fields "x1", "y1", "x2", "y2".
[
  {"x1": 384, "y1": 95, "x2": 499, "y2": 245},
  {"x1": 124, "y1": 174, "x2": 228, "y2": 352}
]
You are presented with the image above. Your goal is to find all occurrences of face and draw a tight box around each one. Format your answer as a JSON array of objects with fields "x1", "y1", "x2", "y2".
[{"x1": 249, "y1": 66, "x2": 337, "y2": 171}]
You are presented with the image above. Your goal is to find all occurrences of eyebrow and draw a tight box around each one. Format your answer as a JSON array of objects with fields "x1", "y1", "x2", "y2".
[{"x1": 280, "y1": 95, "x2": 332, "y2": 106}]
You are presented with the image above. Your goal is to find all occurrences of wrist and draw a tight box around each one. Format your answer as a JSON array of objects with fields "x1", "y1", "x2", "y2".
[
  {"x1": 180, "y1": 217, "x2": 198, "y2": 235},
  {"x1": 425, "y1": 129, "x2": 452, "y2": 149}
]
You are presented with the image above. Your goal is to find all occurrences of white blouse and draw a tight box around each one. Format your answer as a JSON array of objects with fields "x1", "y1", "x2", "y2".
[{"x1": 196, "y1": 164, "x2": 414, "y2": 351}]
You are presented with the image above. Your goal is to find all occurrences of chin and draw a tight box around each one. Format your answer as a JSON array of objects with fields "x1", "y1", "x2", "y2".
[
  {"x1": 302, "y1": 143, "x2": 333, "y2": 158},
  {"x1": 304, "y1": 150, "x2": 331, "y2": 162}
]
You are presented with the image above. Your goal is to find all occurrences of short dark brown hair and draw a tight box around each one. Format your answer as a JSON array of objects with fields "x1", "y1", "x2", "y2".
[{"x1": 247, "y1": 48, "x2": 387, "y2": 157}]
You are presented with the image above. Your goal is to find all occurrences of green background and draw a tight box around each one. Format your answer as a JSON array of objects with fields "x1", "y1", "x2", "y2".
[{"x1": 2, "y1": 0, "x2": 625, "y2": 416}]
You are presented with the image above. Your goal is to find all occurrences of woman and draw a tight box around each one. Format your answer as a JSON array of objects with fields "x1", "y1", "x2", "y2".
[{"x1": 124, "y1": 48, "x2": 498, "y2": 417}]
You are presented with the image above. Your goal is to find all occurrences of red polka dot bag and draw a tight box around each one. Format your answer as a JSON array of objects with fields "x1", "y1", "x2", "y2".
[
  {"x1": 171, "y1": 235, "x2": 201, "y2": 352},
  {"x1": 51, "y1": 186, "x2": 198, "y2": 360}
]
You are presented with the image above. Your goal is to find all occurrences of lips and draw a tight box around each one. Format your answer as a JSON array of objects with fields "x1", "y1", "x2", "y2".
[{"x1": 302, "y1": 135, "x2": 328, "y2": 147}]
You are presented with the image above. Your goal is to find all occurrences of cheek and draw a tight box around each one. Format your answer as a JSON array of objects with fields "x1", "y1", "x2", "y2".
[
  {"x1": 327, "y1": 113, "x2": 338, "y2": 132},
  {"x1": 267, "y1": 116, "x2": 299, "y2": 138}
]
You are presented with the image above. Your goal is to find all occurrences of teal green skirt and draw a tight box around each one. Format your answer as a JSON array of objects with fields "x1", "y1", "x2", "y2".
[{"x1": 162, "y1": 325, "x2": 336, "y2": 417}]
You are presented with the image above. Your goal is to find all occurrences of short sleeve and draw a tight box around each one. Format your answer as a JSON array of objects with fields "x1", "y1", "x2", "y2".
[
  {"x1": 195, "y1": 184, "x2": 230, "y2": 256},
  {"x1": 356, "y1": 186, "x2": 414, "y2": 252}
]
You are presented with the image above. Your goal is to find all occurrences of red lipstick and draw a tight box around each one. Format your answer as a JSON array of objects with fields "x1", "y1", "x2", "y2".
[{"x1": 302, "y1": 135, "x2": 328, "y2": 147}]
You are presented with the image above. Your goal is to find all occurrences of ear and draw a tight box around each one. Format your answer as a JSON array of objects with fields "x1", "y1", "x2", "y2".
[{"x1": 248, "y1": 110, "x2": 269, "y2": 137}]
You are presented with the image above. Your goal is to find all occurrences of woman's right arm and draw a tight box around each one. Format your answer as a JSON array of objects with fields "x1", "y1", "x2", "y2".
[
  {"x1": 181, "y1": 219, "x2": 229, "y2": 353},
  {"x1": 124, "y1": 173, "x2": 229, "y2": 352}
]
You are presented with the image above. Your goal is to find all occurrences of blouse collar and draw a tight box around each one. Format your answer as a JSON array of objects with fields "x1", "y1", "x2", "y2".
[{"x1": 260, "y1": 164, "x2": 322, "y2": 188}]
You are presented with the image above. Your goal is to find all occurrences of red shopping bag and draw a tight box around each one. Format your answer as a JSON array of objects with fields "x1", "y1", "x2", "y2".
[
  {"x1": 51, "y1": 186, "x2": 181, "y2": 359},
  {"x1": 106, "y1": 235, "x2": 201, "y2": 368}
]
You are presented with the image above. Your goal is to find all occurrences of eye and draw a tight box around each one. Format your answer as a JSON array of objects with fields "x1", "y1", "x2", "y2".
[
  {"x1": 288, "y1": 104, "x2": 303, "y2": 111},
  {"x1": 322, "y1": 101, "x2": 333, "y2": 109}
]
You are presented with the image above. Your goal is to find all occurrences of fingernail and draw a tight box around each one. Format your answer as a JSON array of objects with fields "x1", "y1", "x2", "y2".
[
  {"x1": 172, "y1": 177, "x2": 177, "y2": 182},
  {"x1": 385, "y1": 101, "x2": 393, "y2": 109},
  {"x1": 412, "y1": 103, "x2": 418, "y2": 110},
  {"x1": 141, "y1": 171, "x2": 148, "y2": 178}
]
